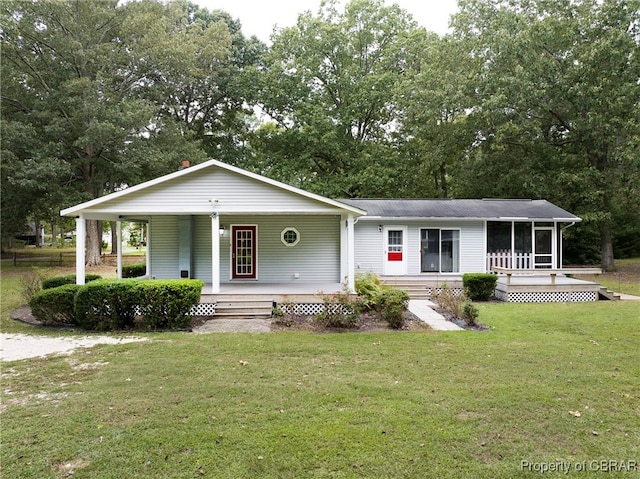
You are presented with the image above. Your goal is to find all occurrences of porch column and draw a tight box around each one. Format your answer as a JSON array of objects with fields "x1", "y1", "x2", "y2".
[
  {"x1": 75, "y1": 215, "x2": 86, "y2": 285},
  {"x1": 116, "y1": 220, "x2": 123, "y2": 279},
  {"x1": 210, "y1": 213, "x2": 220, "y2": 294},
  {"x1": 145, "y1": 219, "x2": 150, "y2": 278},
  {"x1": 346, "y1": 214, "x2": 355, "y2": 293}
]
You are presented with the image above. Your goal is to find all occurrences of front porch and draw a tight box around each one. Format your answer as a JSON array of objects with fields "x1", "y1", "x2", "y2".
[{"x1": 195, "y1": 282, "x2": 345, "y2": 318}]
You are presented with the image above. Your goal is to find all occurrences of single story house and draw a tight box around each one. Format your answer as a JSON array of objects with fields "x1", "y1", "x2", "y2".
[
  {"x1": 61, "y1": 159, "x2": 366, "y2": 294},
  {"x1": 62, "y1": 160, "x2": 601, "y2": 303},
  {"x1": 339, "y1": 198, "x2": 581, "y2": 276}
]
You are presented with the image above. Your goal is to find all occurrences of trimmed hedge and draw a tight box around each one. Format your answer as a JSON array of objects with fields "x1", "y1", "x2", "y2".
[
  {"x1": 30, "y1": 284, "x2": 82, "y2": 326},
  {"x1": 462, "y1": 273, "x2": 498, "y2": 301},
  {"x1": 74, "y1": 279, "x2": 203, "y2": 331},
  {"x1": 74, "y1": 280, "x2": 140, "y2": 331},
  {"x1": 122, "y1": 262, "x2": 146, "y2": 278},
  {"x1": 42, "y1": 274, "x2": 101, "y2": 290},
  {"x1": 136, "y1": 280, "x2": 203, "y2": 330}
]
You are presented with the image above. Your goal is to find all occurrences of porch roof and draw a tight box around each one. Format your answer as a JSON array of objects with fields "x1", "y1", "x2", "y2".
[
  {"x1": 338, "y1": 198, "x2": 581, "y2": 222},
  {"x1": 60, "y1": 159, "x2": 366, "y2": 221}
]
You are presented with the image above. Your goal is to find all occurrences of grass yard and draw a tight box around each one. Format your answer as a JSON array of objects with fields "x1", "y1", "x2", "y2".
[
  {"x1": 1, "y1": 261, "x2": 639, "y2": 478},
  {"x1": 574, "y1": 258, "x2": 640, "y2": 297}
]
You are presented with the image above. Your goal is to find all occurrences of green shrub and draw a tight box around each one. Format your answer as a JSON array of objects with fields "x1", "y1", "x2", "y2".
[
  {"x1": 316, "y1": 290, "x2": 360, "y2": 328},
  {"x1": 135, "y1": 280, "x2": 203, "y2": 330},
  {"x1": 379, "y1": 288, "x2": 409, "y2": 329},
  {"x1": 30, "y1": 284, "x2": 82, "y2": 326},
  {"x1": 462, "y1": 273, "x2": 498, "y2": 301},
  {"x1": 122, "y1": 262, "x2": 146, "y2": 278},
  {"x1": 74, "y1": 280, "x2": 139, "y2": 331},
  {"x1": 354, "y1": 271, "x2": 384, "y2": 310},
  {"x1": 462, "y1": 302, "x2": 480, "y2": 327},
  {"x1": 42, "y1": 274, "x2": 101, "y2": 290}
]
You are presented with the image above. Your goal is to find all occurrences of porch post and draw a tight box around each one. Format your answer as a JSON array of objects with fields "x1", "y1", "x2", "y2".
[
  {"x1": 116, "y1": 220, "x2": 123, "y2": 279},
  {"x1": 340, "y1": 215, "x2": 347, "y2": 282},
  {"x1": 75, "y1": 215, "x2": 86, "y2": 285},
  {"x1": 210, "y1": 213, "x2": 220, "y2": 294},
  {"x1": 510, "y1": 221, "x2": 515, "y2": 269},
  {"x1": 347, "y1": 214, "x2": 355, "y2": 293},
  {"x1": 145, "y1": 219, "x2": 150, "y2": 278}
]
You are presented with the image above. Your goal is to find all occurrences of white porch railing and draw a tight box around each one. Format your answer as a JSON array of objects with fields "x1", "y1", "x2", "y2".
[{"x1": 486, "y1": 250, "x2": 532, "y2": 271}]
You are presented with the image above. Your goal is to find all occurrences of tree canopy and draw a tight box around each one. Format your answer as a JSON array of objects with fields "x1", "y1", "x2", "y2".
[{"x1": 2, "y1": 0, "x2": 638, "y2": 268}]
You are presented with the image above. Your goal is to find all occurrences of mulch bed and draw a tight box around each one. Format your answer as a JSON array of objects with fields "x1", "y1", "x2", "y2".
[{"x1": 271, "y1": 310, "x2": 432, "y2": 333}]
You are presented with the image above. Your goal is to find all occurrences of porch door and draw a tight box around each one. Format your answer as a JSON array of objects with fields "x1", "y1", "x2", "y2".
[
  {"x1": 232, "y1": 225, "x2": 257, "y2": 279},
  {"x1": 533, "y1": 227, "x2": 554, "y2": 269},
  {"x1": 383, "y1": 226, "x2": 407, "y2": 275}
]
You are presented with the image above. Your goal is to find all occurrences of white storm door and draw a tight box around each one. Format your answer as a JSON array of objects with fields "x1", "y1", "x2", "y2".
[{"x1": 383, "y1": 226, "x2": 408, "y2": 275}]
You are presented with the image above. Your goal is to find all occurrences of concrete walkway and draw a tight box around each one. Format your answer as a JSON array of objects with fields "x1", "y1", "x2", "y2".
[
  {"x1": 408, "y1": 300, "x2": 463, "y2": 331},
  {"x1": 619, "y1": 293, "x2": 640, "y2": 301}
]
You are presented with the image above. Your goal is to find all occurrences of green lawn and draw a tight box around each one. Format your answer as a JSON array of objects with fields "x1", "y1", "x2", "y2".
[
  {"x1": 2, "y1": 261, "x2": 639, "y2": 478},
  {"x1": 2, "y1": 301, "x2": 639, "y2": 477}
]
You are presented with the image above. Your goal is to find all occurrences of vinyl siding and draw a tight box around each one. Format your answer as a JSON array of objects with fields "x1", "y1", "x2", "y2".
[
  {"x1": 149, "y1": 216, "x2": 179, "y2": 279},
  {"x1": 221, "y1": 215, "x2": 341, "y2": 283},
  {"x1": 151, "y1": 214, "x2": 341, "y2": 283},
  {"x1": 354, "y1": 220, "x2": 486, "y2": 275},
  {"x1": 193, "y1": 215, "x2": 212, "y2": 282},
  {"x1": 103, "y1": 168, "x2": 342, "y2": 214}
]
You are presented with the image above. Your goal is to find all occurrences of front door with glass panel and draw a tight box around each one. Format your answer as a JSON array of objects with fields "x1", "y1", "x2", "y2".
[
  {"x1": 383, "y1": 226, "x2": 407, "y2": 275},
  {"x1": 232, "y1": 225, "x2": 257, "y2": 279},
  {"x1": 533, "y1": 228, "x2": 554, "y2": 269}
]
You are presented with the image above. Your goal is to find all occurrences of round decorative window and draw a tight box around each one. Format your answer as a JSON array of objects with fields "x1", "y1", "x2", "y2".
[{"x1": 281, "y1": 227, "x2": 300, "y2": 246}]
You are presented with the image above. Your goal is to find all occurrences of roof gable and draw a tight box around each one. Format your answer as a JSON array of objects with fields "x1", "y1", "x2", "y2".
[{"x1": 61, "y1": 160, "x2": 365, "y2": 218}]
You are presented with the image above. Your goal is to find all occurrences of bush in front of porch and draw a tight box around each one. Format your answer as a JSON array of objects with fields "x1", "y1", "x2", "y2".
[
  {"x1": 462, "y1": 273, "x2": 498, "y2": 301},
  {"x1": 29, "y1": 279, "x2": 203, "y2": 331}
]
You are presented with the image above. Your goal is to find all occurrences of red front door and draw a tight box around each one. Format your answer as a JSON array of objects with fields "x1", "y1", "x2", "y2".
[{"x1": 232, "y1": 226, "x2": 257, "y2": 279}]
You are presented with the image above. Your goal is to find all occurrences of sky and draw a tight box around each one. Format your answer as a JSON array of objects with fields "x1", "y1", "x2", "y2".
[{"x1": 192, "y1": 0, "x2": 459, "y2": 42}]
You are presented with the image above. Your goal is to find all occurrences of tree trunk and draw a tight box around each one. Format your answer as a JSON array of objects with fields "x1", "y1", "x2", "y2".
[
  {"x1": 85, "y1": 219, "x2": 103, "y2": 266},
  {"x1": 34, "y1": 217, "x2": 41, "y2": 248},
  {"x1": 600, "y1": 221, "x2": 616, "y2": 272},
  {"x1": 110, "y1": 221, "x2": 118, "y2": 255},
  {"x1": 51, "y1": 221, "x2": 57, "y2": 247}
]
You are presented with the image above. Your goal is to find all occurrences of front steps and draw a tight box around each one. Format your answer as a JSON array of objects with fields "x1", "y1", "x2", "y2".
[
  {"x1": 213, "y1": 299, "x2": 274, "y2": 319},
  {"x1": 381, "y1": 277, "x2": 464, "y2": 300},
  {"x1": 598, "y1": 287, "x2": 621, "y2": 301}
]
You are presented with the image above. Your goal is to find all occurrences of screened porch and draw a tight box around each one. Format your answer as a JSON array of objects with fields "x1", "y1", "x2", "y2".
[{"x1": 486, "y1": 221, "x2": 565, "y2": 271}]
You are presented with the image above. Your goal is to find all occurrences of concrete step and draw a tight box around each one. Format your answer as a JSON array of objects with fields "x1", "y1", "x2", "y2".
[
  {"x1": 598, "y1": 287, "x2": 621, "y2": 301},
  {"x1": 214, "y1": 299, "x2": 274, "y2": 318}
]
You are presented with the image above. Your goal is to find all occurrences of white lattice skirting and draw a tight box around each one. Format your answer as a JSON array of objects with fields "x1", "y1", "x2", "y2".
[
  {"x1": 190, "y1": 303, "x2": 217, "y2": 315},
  {"x1": 189, "y1": 302, "x2": 350, "y2": 317},
  {"x1": 427, "y1": 287, "x2": 464, "y2": 298},
  {"x1": 277, "y1": 303, "x2": 352, "y2": 316},
  {"x1": 496, "y1": 290, "x2": 598, "y2": 303}
]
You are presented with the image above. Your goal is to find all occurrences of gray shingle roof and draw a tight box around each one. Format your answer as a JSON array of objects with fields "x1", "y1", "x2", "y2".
[{"x1": 337, "y1": 199, "x2": 581, "y2": 221}]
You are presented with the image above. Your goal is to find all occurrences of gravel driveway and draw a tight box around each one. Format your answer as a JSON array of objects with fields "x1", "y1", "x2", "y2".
[{"x1": 0, "y1": 333, "x2": 147, "y2": 361}]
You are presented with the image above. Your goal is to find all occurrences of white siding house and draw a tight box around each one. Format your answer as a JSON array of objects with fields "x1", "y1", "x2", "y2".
[
  {"x1": 61, "y1": 161, "x2": 585, "y2": 300},
  {"x1": 61, "y1": 160, "x2": 365, "y2": 293},
  {"x1": 339, "y1": 199, "x2": 581, "y2": 279}
]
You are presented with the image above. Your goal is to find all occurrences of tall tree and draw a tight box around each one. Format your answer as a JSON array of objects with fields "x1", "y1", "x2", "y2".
[
  {"x1": 1, "y1": 0, "x2": 208, "y2": 263},
  {"x1": 248, "y1": 0, "x2": 424, "y2": 197},
  {"x1": 395, "y1": 34, "x2": 480, "y2": 198},
  {"x1": 450, "y1": 0, "x2": 640, "y2": 270},
  {"x1": 129, "y1": 0, "x2": 265, "y2": 163}
]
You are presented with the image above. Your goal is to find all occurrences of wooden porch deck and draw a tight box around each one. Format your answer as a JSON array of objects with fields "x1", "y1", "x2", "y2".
[{"x1": 200, "y1": 282, "x2": 343, "y2": 302}]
